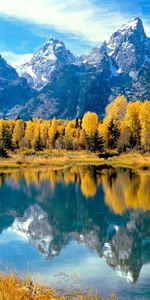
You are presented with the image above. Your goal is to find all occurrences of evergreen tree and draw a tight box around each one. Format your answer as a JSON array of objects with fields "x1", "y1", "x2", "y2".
[
  {"x1": 75, "y1": 118, "x2": 79, "y2": 128},
  {"x1": 33, "y1": 133, "x2": 43, "y2": 151},
  {"x1": 107, "y1": 119, "x2": 120, "y2": 149},
  {"x1": 2, "y1": 126, "x2": 13, "y2": 150},
  {"x1": 86, "y1": 131, "x2": 104, "y2": 152},
  {"x1": 0, "y1": 146, "x2": 8, "y2": 158}
]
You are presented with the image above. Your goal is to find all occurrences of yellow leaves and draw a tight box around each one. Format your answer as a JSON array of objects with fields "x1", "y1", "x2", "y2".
[
  {"x1": 103, "y1": 169, "x2": 150, "y2": 215},
  {"x1": 40, "y1": 121, "x2": 50, "y2": 147},
  {"x1": 82, "y1": 112, "x2": 99, "y2": 137},
  {"x1": 0, "y1": 96, "x2": 149, "y2": 152},
  {"x1": 48, "y1": 118, "x2": 58, "y2": 141},
  {"x1": 100, "y1": 96, "x2": 128, "y2": 148},
  {"x1": 65, "y1": 120, "x2": 76, "y2": 140},
  {"x1": 0, "y1": 120, "x2": 4, "y2": 140},
  {"x1": 12, "y1": 119, "x2": 24, "y2": 148},
  {"x1": 98, "y1": 122, "x2": 107, "y2": 144},
  {"x1": 2, "y1": 165, "x2": 150, "y2": 213},
  {"x1": 24, "y1": 121, "x2": 35, "y2": 147},
  {"x1": 105, "y1": 95, "x2": 128, "y2": 125},
  {"x1": 64, "y1": 120, "x2": 86, "y2": 150},
  {"x1": 78, "y1": 129, "x2": 86, "y2": 149},
  {"x1": 81, "y1": 172, "x2": 97, "y2": 198},
  {"x1": 139, "y1": 101, "x2": 150, "y2": 150},
  {"x1": 124, "y1": 101, "x2": 141, "y2": 135}
]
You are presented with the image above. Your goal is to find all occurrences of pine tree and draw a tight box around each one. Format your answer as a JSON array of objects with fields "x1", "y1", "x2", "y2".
[
  {"x1": 107, "y1": 119, "x2": 120, "y2": 149},
  {"x1": 86, "y1": 131, "x2": 104, "y2": 152},
  {"x1": 0, "y1": 146, "x2": 8, "y2": 157},
  {"x1": 75, "y1": 118, "x2": 79, "y2": 128},
  {"x1": 2, "y1": 126, "x2": 13, "y2": 150}
]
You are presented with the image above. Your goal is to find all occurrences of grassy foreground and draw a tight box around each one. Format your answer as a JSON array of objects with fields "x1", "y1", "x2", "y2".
[
  {"x1": 0, "y1": 274, "x2": 117, "y2": 300},
  {"x1": 0, "y1": 149, "x2": 149, "y2": 170}
]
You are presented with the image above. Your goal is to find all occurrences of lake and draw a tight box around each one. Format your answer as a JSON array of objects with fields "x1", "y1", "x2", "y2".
[{"x1": 0, "y1": 165, "x2": 150, "y2": 299}]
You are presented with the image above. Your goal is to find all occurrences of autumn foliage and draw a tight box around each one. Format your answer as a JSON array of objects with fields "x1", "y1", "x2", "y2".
[{"x1": 0, "y1": 96, "x2": 150, "y2": 154}]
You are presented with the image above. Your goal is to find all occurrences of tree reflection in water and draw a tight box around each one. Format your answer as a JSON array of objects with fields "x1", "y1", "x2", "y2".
[{"x1": 0, "y1": 165, "x2": 150, "y2": 283}]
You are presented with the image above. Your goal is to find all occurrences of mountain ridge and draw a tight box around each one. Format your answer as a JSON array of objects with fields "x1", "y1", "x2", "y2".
[{"x1": 0, "y1": 17, "x2": 150, "y2": 119}]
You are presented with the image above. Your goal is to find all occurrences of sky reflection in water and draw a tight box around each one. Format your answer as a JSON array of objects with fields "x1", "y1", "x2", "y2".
[{"x1": 0, "y1": 165, "x2": 150, "y2": 299}]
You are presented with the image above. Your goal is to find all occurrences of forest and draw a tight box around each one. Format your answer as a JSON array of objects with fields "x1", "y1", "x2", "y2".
[{"x1": 0, "y1": 96, "x2": 150, "y2": 155}]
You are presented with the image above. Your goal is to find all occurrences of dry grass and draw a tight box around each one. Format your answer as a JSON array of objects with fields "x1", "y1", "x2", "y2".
[
  {"x1": 0, "y1": 149, "x2": 149, "y2": 170},
  {"x1": 0, "y1": 150, "x2": 101, "y2": 169},
  {"x1": 108, "y1": 152, "x2": 150, "y2": 169},
  {"x1": 0, "y1": 274, "x2": 118, "y2": 300},
  {"x1": 73, "y1": 293, "x2": 117, "y2": 300},
  {"x1": 0, "y1": 274, "x2": 59, "y2": 300}
]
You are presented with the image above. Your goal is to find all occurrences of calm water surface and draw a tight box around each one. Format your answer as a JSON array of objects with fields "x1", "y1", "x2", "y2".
[{"x1": 0, "y1": 165, "x2": 150, "y2": 299}]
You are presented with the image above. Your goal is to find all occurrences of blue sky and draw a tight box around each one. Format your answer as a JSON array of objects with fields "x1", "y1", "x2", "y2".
[{"x1": 0, "y1": 0, "x2": 150, "y2": 64}]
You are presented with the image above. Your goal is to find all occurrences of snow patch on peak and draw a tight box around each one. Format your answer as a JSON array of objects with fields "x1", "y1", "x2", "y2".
[
  {"x1": 116, "y1": 266, "x2": 134, "y2": 283},
  {"x1": 121, "y1": 17, "x2": 141, "y2": 31},
  {"x1": 17, "y1": 38, "x2": 75, "y2": 90}
]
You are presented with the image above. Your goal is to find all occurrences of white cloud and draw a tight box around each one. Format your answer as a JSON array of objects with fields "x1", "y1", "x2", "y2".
[
  {"x1": 0, "y1": 0, "x2": 133, "y2": 43},
  {"x1": 144, "y1": 23, "x2": 150, "y2": 36},
  {"x1": 1, "y1": 51, "x2": 32, "y2": 66}
]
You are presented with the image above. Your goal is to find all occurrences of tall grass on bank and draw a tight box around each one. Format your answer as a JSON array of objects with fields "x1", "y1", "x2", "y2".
[
  {"x1": 0, "y1": 274, "x2": 117, "y2": 300},
  {"x1": 0, "y1": 149, "x2": 150, "y2": 170},
  {"x1": 0, "y1": 274, "x2": 58, "y2": 300}
]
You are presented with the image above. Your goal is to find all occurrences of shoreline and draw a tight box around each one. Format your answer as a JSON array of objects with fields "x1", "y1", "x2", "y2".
[
  {"x1": 0, "y1": 274, "x2": 117, "y2": 300},
  {"x1": 0, "y1": 150, "x2": 149, "y2": 171}
]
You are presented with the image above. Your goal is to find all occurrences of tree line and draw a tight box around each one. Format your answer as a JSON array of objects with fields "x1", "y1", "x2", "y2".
[
  {"x1": 1, "y1": 166, "x2": 150, "y2": 209},
  {"x1": 0, "y1": 96, "x2": 150, "y2": 154}
]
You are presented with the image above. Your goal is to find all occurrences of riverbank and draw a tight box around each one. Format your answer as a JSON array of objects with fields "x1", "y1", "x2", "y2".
[
  {"x1": 0, "y1": 149, "x2": 149, "y2": 170},
  {"x1": 0, "y1": 274, "x2": 117, "y2": 300}
]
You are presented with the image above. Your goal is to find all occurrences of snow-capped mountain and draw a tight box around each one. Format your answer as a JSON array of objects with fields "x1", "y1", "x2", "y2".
[
  {"x1": 106, "y1": 17, "x2": 147, "y2": 74},
  {"x1": 0, "y1": 17, "x2": 150, "y2": 119},
  {"x1": 17, "y1": 38, "x2": 76, "y2": 90},
  {"x1": 6, "y1": 203, "x2": 146, "y2": 283},
  {"x1": 9, "y1": 205, "x2": 60, "y2": 259},
  {"x1": 103, "y1": 226, "x2": 142, "y2": 283}
]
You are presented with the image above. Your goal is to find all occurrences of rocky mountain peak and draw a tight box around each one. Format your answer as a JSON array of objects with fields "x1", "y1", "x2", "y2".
[
  {"x1": 17, "y1": 37, "x2": 76, "y2": 90},
  {"x1": 120, "y1": 17, "x2": 145, "y2": 32},
  {"x1": 0, "y1": 54, "x2": 32, "y2": 118},
  {"x1": 0, "y1": 17, "x2": 150, "y2": 120},
  {"x1": 106, "y1": 17, "x2": 147, "y2": 74},
  {"x1": 0, "y1": 55, "x2": 18, "y2": 81},
  {"x1": 36, "y1": 37, "x2": 73, "y2": 62}
]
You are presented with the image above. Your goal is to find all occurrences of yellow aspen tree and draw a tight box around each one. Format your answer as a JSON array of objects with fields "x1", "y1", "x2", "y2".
[
  {"x1": 64, "y1": 120, "x2": 76, "y2": 149},
  {"x1": 0, "y1": 120, "x2": 4, "y2": 142},
  {"x1": 24, "y1": 120, "x2": 35, "y2": 148},
  {"x1": 105, "y1": 96, "x2": 128, "y2": 125},
  {"x1": 48, "y1": 118, "x2": 58, "y2": 148},
  {"x1": 82, "y1": 112, "x2": 98, "y2": 137},
  {"x1": 118, "y1": 119, "x2": 131, "y2": 151},
  {"x1": 98, "y1": 122, "x2": 107, "y2": 149},
  {"x1": 139, "y1": 101, "x2": 150, "y2": 151},
  {"x1": 124, "y1": 101, "x2": 141, "y2": 147},
  {"x1": 12, "y1": 119, "x2": 24, "y2": 148},
  {"x1": 79, "y1": 129, "x2": 86, "y2": 149},
  {"x1": 40, "y1": 121, "x2": 50, "y2": 148}
]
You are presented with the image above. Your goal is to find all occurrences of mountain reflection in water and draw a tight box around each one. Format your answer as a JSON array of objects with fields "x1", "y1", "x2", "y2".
[{"x1": 0, "y1": 165, "x2": 150, "y2": 295}]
